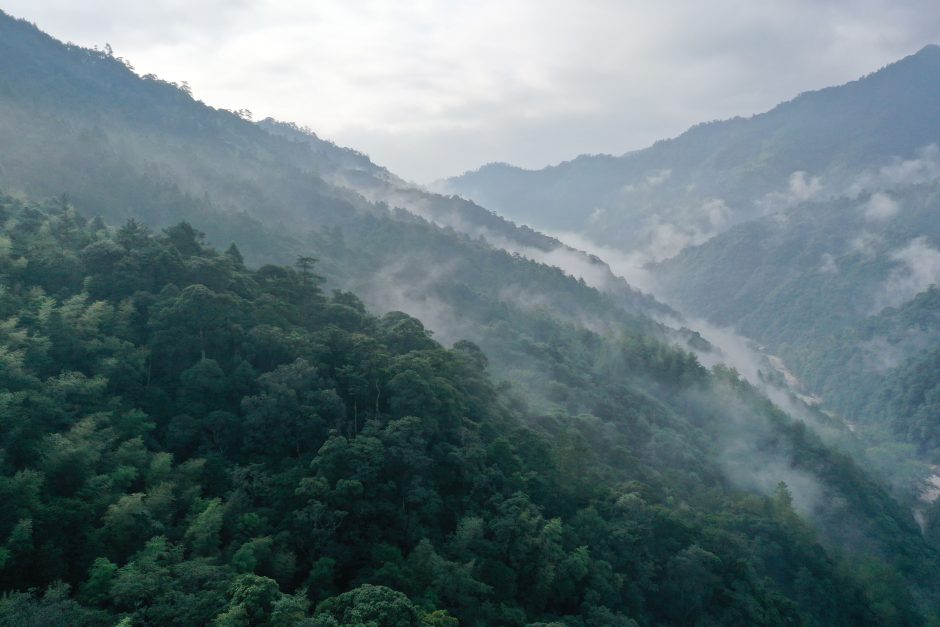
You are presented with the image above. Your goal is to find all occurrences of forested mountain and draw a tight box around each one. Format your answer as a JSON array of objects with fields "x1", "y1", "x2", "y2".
[
  {"x1": 0, "y1": 190, "x2": 936, "y2": 626},
  {"x1": 444, "y1": 36, "x2": 940, "y2": 490},
  {"x1": 655, "y1": 180, "x2": 940, "y2": 347},
  {"x1": 441, "y1": 46, "x2": 940, "y2": 260},
  {"x1": 652, "y1": 169, "x2": 940, "y2": 470},
  {"x1": 787, "y1": 287, "x2": 940, "y2": 454},
  {"x1": 0, "y1": 10, "x2": 660, "y2": 317},
  {"x1": 0, "y1": 9, "x2": 677, "y2": 403},
  {"x1": 4, "y1": 8, "x2": 940, "y2": 626}
]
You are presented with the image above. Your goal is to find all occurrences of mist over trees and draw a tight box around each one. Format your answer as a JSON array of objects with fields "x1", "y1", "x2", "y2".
[
  {"x1": 446, "y1": 39, "x2": 940, "y2": 531},
  {"x1": 2, "y1": 7, "x2": 940, "y2": 626},
  {"x1": 5, "y1": 195, "x2": 928, "y2": 625}
]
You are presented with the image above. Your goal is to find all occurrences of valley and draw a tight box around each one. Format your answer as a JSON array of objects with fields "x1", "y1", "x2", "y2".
[{"x1": 1, "y1": 7, "x2": 940, "y2": 625}]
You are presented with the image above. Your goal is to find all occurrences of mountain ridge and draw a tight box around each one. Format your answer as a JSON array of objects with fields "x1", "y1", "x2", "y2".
[
  {"x1": 451, "y1": 43, "x2": 940, "y2": 178},
  {"x1": 0, "y1": 8, "x2": 671, "y2": 325},
  {"x1": 441, "y1": 43, "x2": 940, "y2": 255}
]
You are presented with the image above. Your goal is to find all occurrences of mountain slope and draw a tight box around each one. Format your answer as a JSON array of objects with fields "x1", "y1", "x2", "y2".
[
  {"x1": 655, "y1": 180, "x2": 940, "y2": 345},
  {"x1": 441, "y1": 45, "x2": 940, "y2": 259},
  {"x1": 0, "y1": 190, "x2": 933, "y2": 626},
  {"x1": 786, "y1": 286, "x2": 940, "y2": 452},
  {"x1": 0, "y1": 8, "x2": 673, "y2": 407},
  {"x1": 0, "y1": 8, "x2": 660, "y2": 323}
]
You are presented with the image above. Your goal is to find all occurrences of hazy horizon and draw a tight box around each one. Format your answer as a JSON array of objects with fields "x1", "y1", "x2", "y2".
[{"x1": 5, "y1": 1, "x2": 940, "y2": 183}]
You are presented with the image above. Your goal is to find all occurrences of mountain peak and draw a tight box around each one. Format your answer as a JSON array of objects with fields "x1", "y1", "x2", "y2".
[{"x1": 855, "y1": 42, "x2": 940, "y2": 86}]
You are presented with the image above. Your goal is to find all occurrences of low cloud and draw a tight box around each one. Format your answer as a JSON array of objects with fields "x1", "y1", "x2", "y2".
[
  {"x1": 507, "y1": 242, "x2": 618, "y2": 292},
  {"x1": 757, "y1": 170, "x2": 825, "y2": 213},
  {"x1": 788, "y1": 171, "x2": 824, "y2": 202},
  {"x1": 620, "y1": 168, "x2": 673, "y2": 194},
  {"x1": 547, "y1": 230, "x2": 656, "y2": 293},
  {"x1": 862, "y1": 191, "x2": 900, "y2": 221},
  {"x1": 874, "y1": 236, "x2": 940, "y2": 311},
  {"x1": 645, "y1": 218, "x2": 700, "y2": 261},
  {"x1": 645, "y1": 168, "x2": 672, "y2": 186},
  {"x1": 635, "y1": 198, "x2": 731, "y2": 263},
  {"x1": 848, "y1": 231, "x2": 883, "y2": 260},
  {"x1": 356, "y1": 255, "x2": 469, "y2": 347},
  {"x1": 687, "y1": 384, "x2": 826, "y2": 517},
  {"x1": 847, "y1": 144, "x2": 940, "y2": 197}
]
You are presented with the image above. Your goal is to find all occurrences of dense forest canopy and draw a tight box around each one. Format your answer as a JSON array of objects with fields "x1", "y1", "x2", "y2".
[{"x1": 0, "y1": 195, "x2": 936, "y2": 625}]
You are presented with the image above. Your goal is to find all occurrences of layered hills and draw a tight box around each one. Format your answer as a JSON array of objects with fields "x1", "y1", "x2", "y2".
[{"x1": 2, "y1": 9, "x2": 939, "y2": 625}]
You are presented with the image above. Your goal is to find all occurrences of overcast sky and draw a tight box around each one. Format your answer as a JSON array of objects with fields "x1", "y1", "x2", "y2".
[{"x1": 4, "y1": 1, "x2": 940, "y2": 183}]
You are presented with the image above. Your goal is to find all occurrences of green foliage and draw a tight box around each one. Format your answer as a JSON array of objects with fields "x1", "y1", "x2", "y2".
[
  {"x1": 0, "y1": 191, "x2": 933, "y2": 625},
  {"x1": 314, "y1": 584, "x2": 421, "y2": 626}
]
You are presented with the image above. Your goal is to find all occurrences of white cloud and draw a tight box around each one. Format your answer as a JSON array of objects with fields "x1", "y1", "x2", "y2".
[
  {"x1": 862, "y1": 192, "x2": 900, "y2": 221},
  {"x1": 848, "y1": 144, "x2": 940, "y2": 196},
  {"x1": 874, "y1": 236, "x2": 940, "y2": 310},
  {"x1": 757, "y1": 170, "x2": 825, "y2": 213},
  {"x1": 547, "y1": 230, "x2": 656, "y2": 294},
  {"x1": 788, "y1": 171, "x2": 824, "y2": 202},
  {"x1": 645, "y1": 169, "x2": 672, "y2": 186},
  {"x1": 848, "y1": 231, "x2": 883, "y2": 260},
  {"x1": 637, "y1": 198, "x2": 731, "y2": 262}
]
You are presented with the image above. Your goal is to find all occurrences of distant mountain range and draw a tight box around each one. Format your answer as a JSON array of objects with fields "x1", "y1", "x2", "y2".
[{"x1": 441, "y1": 45, "x2": 940, "y2": 261}]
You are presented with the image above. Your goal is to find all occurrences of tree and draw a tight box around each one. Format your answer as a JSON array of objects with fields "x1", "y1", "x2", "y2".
[
  {"x1": 294, "y1": 255, "x2": 323, "y2": 301},
  {"x1": 660, "y1": 545, "x2": 722, "y2": 624},
  {"x1": 79, "y1": 557, "x2": 118, "y2": 605},
  {"x1": 225, "y1": 243, "x2": 245, "y2": 267},
  {"x1": 184, "y1": 499, "x2": 224, "y2": 556},
  {"x1": 313, "y1": 584, "x2": 421, "y2": 627},
  {"x1": 163, "y1": 222, "x2": 206, "y2": 258},
  {"x1": 214, "y1": 574, "x2": 281, "y2": 625}
]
